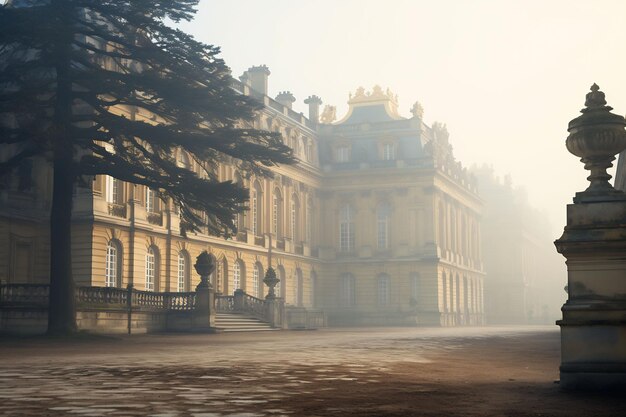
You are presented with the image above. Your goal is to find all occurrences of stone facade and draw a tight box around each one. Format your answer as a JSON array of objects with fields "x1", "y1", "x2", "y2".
[
  {"x1": 0, "y1": 66, "x2": 485, "y2": 326},
  {"x1": 473, "y1": 166, "x2": 565, "y2": 324}
]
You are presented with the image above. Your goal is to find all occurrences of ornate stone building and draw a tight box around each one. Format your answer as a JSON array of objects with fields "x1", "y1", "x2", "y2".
[
  {"x1": 0, "y1": 65, "x2": 485, "y2": 326},
  {"x1": 472, "y1": 166, "x2": 565, "y2": 324}
]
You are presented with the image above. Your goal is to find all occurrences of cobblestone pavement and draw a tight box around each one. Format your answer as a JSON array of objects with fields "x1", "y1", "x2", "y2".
[{"x1": 0, "y1": 326, "x2": 624, "y2": 416}]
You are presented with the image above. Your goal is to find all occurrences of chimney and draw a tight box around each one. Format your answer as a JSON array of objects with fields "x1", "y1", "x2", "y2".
[
  {"x1": 304, "y1": 95, "x2": 323, "y2": 123},
  {"x1": 275, "y1": 91, "x2": 296, "y2": 110},
  {"x1": 246, "y1": 65, "x2": 270, "y2": 95}
]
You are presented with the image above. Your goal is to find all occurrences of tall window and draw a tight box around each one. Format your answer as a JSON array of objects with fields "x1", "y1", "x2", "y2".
[
  {"x1": 146, "y1": 188, "x2": 157, "y2": 213},
  {"x1": 105, "y1": 176, "x2": 121, "y2": 204},
  {"x1": 145, "y1": 246, "x2": 158, "y2": 291},
  {"x1": 272, "y1": 190, "x2": 282, "y2": 237},
  {"x1": 177, "y1": 150, "x2": 190, "y2": 169},
  {"x1": 378, "y1": 274, "x2": 390, "y2": 305},
  {"x1": 382, "y1": 143, "x2": 395, "y2": 160},
  {"x1": 310, "y1": 271, "x2": 317, "y2": 307},
  {"x1": 234, "y1": 172, "x2": 245, "y2": 231},
  {"x1": 339, "y1": 204, "x2": 355, "y2": 251},
  {"x1": 252, "y1": 263, "x2": 262, "y2": 298},
  {"x1": 306, "y1": 198, "x2": 313, "y2": 243},
  {"x1": 290, "y1": 195, "x2": 299, "y2": 241},
  {"x1": 376, "y1": 202, "x2": 391, "y2": 249},
  {"x1": 105, "y1": 241, "x2": 120, "y2": 287},
  {"x1": 340, "y1": 273, "x2": 356, "y2": 306},
  {"x1": 276, "y1": 266, "x2": 285, "y2": 298},
  {"x1": 336, "y1": 146, "x2": 349, "y2": 162},
  {"x1": 252, "y1": 181, "x2": 262, "y2": 236},
  {"x1": 177, "y1": 251, "x2": 188, "y2": 292},
  {"x1": 233, "y1": 260, "x2": 242, "y2": 293},
  {"x1": 296, "y1": 268, "x2": 303, "y2": 307}
]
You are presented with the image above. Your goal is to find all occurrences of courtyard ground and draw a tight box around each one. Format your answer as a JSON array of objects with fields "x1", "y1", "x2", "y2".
[{"x1": 0, "y1": 326, "x2": 624, "y2": 416}]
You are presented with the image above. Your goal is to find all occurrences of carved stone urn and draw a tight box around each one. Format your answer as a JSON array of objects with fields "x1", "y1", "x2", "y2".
[
  {"x1": 263, "y1": 266, "x2": 279, "y2": 299},
  {"x1": 566, "y1": 84, "x2": 626, "y2": 202},
  {"x1": 194, "y1": 251, "x2": 214, "y2": 290}
]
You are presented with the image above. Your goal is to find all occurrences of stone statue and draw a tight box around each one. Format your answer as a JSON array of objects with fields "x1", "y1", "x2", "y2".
[
  {"x1": 410, "y1": 101, "x2": 424, "y2": 119},
  {"x1": 320, "y1": 105, "x2": 337, "y2": 124}
]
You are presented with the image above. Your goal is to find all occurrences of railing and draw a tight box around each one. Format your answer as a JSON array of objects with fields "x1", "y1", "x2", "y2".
[
  {"x1": 108, "y1": 203, "x2": 127, "y2": 218},
  {"x1": 0, "y1": 284, "x2": 49, "y2": 307},
  {"x1": 76, "y1": 286, "x2": 127, "y2": 307},
  {"x1": 215, "y1": 295, "x2": 235, "y2": 312},
  {"x1": 241, "y1": 292, "x2": 266, "y2": 320},
  {"x1": 285, "y1": 307, "x2": 327, "y2": 329},
  {"x1": 147, "y1": 212, "x2": 163, "y2": 226},
  {"x1": 165, "y1": 292, "x2": 196, "y2": 311},
  {"x1": 0, "y1": 284, "x2": 195, "y2": 312}
]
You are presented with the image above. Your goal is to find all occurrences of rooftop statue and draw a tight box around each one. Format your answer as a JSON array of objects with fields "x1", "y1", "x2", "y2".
[{"x1": 320, "y1": 105, "x2": 337, "y2": 124}]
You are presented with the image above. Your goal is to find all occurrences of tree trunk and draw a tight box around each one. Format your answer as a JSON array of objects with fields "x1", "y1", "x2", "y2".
[
  {"x1": 47, "y1": 147, "x2": 77, "y2": 335},
  {"x1": 48, "y1": 2, "x2": 77, "y2": 335}
]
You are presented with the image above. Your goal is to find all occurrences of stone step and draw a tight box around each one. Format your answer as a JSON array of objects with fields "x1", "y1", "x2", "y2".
[{"x1": 215, "y1": 312, "x2": 279, "y2": 332}]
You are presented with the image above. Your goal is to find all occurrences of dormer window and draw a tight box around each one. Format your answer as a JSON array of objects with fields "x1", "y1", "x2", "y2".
[
  {"x1": 336, "y1": 146, "x2": 350, "y2": 162},
  {"x1": 382, "y1": 143, "x2": 395, "y2": 161}
]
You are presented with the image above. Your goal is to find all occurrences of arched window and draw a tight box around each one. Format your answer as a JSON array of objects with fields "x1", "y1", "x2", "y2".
[
  {"x1": 208, "y1": 253, "x2": 217, "y2": 288},
  {"x1": 378, "y1": 274, "x2": 390, "y2": 305},
  {"x1": 105, "y1": 240, "x2": 122, "y2": 287},
  {"x1": 276, "y1": 265, "x2": 285, "y2": 299},
  {"x1": 233, "y1": 260, "x2": 242, "y2": 294},
  {"x1": 177, "y1": 251, "x2": 189, "y2": 292},
  {"x1": 220, "y1": 257, "x2": 229, "y2": 295},
  {"x1": 376, "y1": 202, "x2": 391, "y2": 249},
  {"x1": 296, "y1": 268, "x2": 303, "y2": 307},
  {"x1": 145, "y1": 246, "x2": 159, "y2": 291},
  {"x1": 339, "y1": 273, "x2": 356, "y2": 306},
  {"x1": 290, "y1": 194, "x2": 299, "y2": 242},
  {"x1": 252, "y1": 181, "x2": 263, "y2": 236},
  {"x1": 177, "y1": 150, "x2": 190, "y2": 169},
  {"x1": 272, "y1": 189, "x2": 282, "y2": 237},
  {"x1": 252, "y1": 263, "x2": 263, "y2": 298},
  {"x1": 339, "y1": 204, "x2": 355, "y2": 251}
]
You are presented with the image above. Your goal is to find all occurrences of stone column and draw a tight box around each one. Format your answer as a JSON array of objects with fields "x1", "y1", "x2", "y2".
[
  {"x1": 555, "y1": 84, "x2": 626, "y2": 390},
  {"x1": 193, "y1": 251, "x2": 216, "y2": 330}
]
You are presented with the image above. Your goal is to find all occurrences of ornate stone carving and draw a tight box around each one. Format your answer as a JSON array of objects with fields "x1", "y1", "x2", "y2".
[
  {"x1": 410, "y1": 101, "x2": 424, "y2": 119},
  {"x1": 320, "y1": 105, "x2": 337, "y2": 124},
  {"x1": 566, "y1": 84, "x2": 626, "y2": 201}
]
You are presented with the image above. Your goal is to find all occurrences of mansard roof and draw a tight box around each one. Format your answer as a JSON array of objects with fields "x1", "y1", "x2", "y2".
[{"x1": 335, "y1": 86, "x2": 405, "y2": 125}]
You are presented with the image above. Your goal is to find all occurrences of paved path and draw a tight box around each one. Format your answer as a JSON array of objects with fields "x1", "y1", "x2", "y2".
[{"x1": 0, "y1": 326, "x2": 624, "y2": 416}]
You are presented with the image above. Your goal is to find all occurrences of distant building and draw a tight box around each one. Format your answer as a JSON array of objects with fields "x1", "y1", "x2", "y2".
[
  {"x1": 0, "y1": 65, "x2": 485, "y2": 326},
  {"x1": 472, "y1": 166, "x2": 566, "y2": 324}
]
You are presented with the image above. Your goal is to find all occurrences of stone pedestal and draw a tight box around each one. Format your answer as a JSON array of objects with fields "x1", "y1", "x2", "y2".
[
  {"x1": 265, "y1": 297, "x2": 286, "y2": 329},
  {"x1": 555, "y1": 200, "x2": 626, "y2": 390},
  {"x1": 555, "y1": 84, "x2": 626, "y2": 390},
  {"x1": 193, "y1": 286, "x2": 215, "y2": 329}
]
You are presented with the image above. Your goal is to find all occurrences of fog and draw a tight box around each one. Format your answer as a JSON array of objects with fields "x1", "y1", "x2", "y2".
[{"x1": 180, "y1": 0, "x2": 626, "y2": 238}]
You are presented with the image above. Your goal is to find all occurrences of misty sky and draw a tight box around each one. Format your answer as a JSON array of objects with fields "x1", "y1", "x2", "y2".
[{"x1": 178, "y1": 0, "x2": 626, "y2": 236}]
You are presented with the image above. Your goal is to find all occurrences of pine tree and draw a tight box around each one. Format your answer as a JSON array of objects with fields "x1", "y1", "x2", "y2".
[{"x1": 0, "y1": 0, "x2": 294, "y2": 334}]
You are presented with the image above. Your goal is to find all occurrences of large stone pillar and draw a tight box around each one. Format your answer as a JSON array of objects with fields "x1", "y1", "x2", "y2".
[{"x1": 555, "y1": 84, "x2": 626, "y2": 390}]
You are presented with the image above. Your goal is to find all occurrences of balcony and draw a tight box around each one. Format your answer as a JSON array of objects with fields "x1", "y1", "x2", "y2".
[
  {"x1": 147, "y1": 212, "x2": 163, "y2": 226},
  {"x1": 107, "y1": 203, "x2": 127, "y2": 218}
]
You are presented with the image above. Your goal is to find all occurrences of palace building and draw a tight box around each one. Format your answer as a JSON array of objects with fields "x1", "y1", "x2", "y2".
[{"x1": 0, "y1": 65, "x2": 485, "y2": 326}]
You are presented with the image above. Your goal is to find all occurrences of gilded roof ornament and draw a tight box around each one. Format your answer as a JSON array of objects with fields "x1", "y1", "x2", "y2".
[
  {"x1": 320, "y1": 105, "x2": 337, "y2": 124},
  {"x1": 410, "y1": 101, "x2": 424, "y2": 119}
]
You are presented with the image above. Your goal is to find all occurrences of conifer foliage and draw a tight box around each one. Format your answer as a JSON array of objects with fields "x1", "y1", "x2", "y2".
[{"x1": 0, "y1": 0, "x2": 294, "y2": 334}]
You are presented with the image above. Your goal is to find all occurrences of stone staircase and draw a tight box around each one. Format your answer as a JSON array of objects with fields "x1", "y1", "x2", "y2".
[{"x1": 215, "y1": 312, "x2": 279, "y2": 332}]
